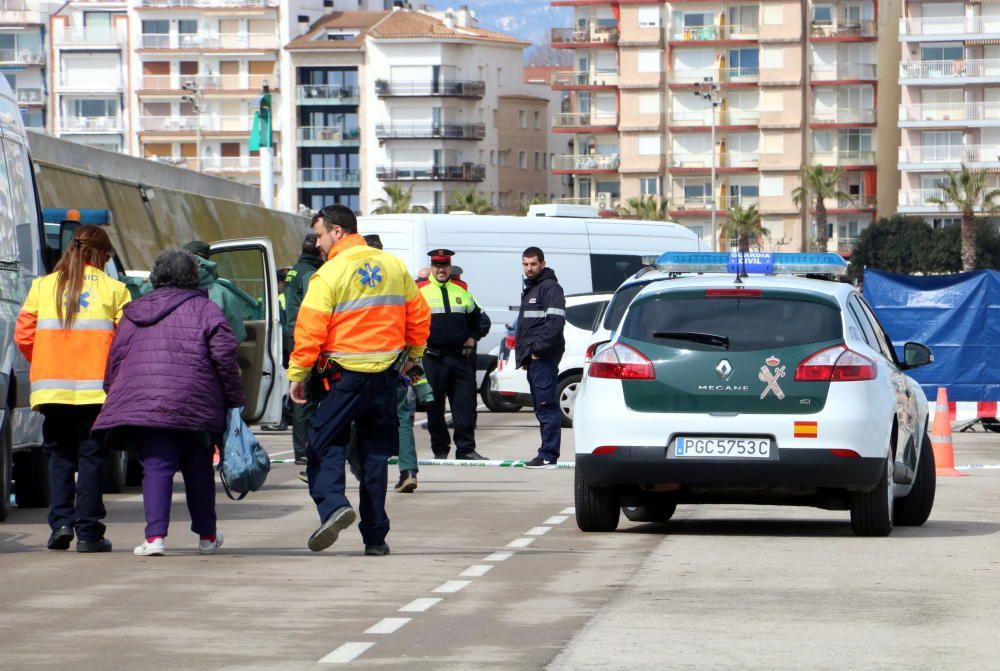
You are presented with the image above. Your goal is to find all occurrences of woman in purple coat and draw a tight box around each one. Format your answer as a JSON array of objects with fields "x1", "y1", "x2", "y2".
[{"x1": 94, "y1": 250, "x2": 245, "y2": 556}]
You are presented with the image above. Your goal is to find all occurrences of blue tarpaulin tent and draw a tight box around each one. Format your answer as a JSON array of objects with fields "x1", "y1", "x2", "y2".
[{"x1": 863, "y1": 269, "x2": 1000, "y2": 402}]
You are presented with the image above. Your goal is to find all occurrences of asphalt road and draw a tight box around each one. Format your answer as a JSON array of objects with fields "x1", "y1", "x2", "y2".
[{"x1": 1, "y1": 411, "x2": 998, "y2": 670}]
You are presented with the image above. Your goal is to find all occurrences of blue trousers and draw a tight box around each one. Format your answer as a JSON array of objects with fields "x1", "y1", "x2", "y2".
[
  {"x1": 40, "y1": 404, "x2": 107, "y2": 542},
  {"x1": 306, "y1": 369, "x2": 397, "y2": 546},
  {"x1": 527, "y1": 359, "x2": 561, "y2": 461}
]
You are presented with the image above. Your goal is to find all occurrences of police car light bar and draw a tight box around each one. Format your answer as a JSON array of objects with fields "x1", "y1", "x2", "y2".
[{"x1": 656, "y1": 252, "x2": 848, "y2": 276}]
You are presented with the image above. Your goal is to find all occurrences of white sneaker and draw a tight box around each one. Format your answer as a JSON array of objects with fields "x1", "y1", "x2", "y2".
[
  {"x1": 198, "y1": 530, "x2": 224, "y2": 555},
  {"x1": 134, "y1": 537, "x2": 166, "y2": 556}
]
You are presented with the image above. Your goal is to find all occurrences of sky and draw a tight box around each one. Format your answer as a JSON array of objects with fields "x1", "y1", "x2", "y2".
[{"x1": 458, "y1": 1, "x2": 570, "y2": 54}]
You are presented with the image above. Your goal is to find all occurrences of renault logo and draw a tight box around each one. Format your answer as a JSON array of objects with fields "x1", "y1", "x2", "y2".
[{"x1": 716, "y1": 359, "x2": 733, "y2": 380}]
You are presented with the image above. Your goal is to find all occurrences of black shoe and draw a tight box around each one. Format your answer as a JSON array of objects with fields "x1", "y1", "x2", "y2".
[
  {"x1": 456, "y1": 450, "x2": 488, "y2": 460},
  {"x1": 394, "y1": 470, "x2": 418, "y2": 493},
  {"x1": 259, "y1": 424, "x2": 288, "y2": 432},
  {"x1": 432, "y1": 452, "x2": 448, "y2": 460},
  {"x1": 294, "y1": 456, "x2": 307, "y2": 465},
  {"x1": 524, "y1": 456, "x2": 558, "y2": 469},
  {"x1": 47, "y1": 526, "x2": 74, "y2": 551},
  {"x1": 308, "y1": 506, "x2": 357, "y2": 552},
  {"x1": 365, "y1": 542, "x2": 390, "y2": 556},
  {"x1": 297, "y1": 471, "x2": 308, "y2": 484},
  {"x1": 76, "y1": 538, "x2": 112, "y2": 553}
]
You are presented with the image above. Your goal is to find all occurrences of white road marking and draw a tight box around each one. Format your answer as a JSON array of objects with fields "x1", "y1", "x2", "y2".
[
  {"x1": 543, "y1": 515, "x2": 569, "y2": 525},
  {"x1": 525, "y1": 526, "x2": 551, "y2": 536},
  {"x1": 268, "y1": 449, "x2": 294, "y2": 457},
  {"x1": 506, "y1": 537, "x2": 535, "y2": 548},
  {"x1": 560, "y1": 507, "x2": 575, "y2": 515},
  {"x1": 365, "y1": 618, "x2": 410, "y2": 635},
  {"x1": 399, "y1": 598, "x2": 442, "y2": 613},
  {"x1": 416, "y1": 404, "x2": 487, "y2": 428},
  {"x1": 433, "y1": 580, "x2": 472, "y2": 594},
  {"x1": 318, "y1": 642, "x2": 374, "y2": 664},
  {"x1": 483, "y1": 551, "x2": 514, "y2": 562},
  {"x1": 460, "y1": 564, "x2": 494, "y2": 578}
]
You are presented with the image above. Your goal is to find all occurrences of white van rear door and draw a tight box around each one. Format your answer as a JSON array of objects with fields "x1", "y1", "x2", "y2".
[{"x1": 209, "y1": 237, "x2": 285, "y2": 425}]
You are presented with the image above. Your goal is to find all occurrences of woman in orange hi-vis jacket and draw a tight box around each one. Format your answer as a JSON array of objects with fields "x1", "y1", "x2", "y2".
[{"x1": 14, "y1": 224, "x2": 130, "y2": 553}]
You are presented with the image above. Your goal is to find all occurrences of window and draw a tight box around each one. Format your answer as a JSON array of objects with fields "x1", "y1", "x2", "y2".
[
  {"x1": 640, "y1": 177, "x2": 660, "y2": 195},
  {"x1": 518, "y1": 110, "x2": 527, "y2": 128},
  {"x1": 728, "y1": 48, "x2": 759, "y2": 75},
  {"x1": 637, "y1": 135, "x2": 661, "y2": 155},
  {"x1": 637, "y1": 50, "x2": 662, "y2": 73},
  {"x1": 638, "y1": 7, "x2": 660, "y2": 28},
  {"x1": 533, "y1": 110, "x2": 541, "y2": 129},
  {"x1": 566, "y1": 301, "x2": 609, "y2": 331},
  {"x1": 813, "y1": 5, "x2": 834, "y2": 23},
  {"x1": 534, "y1": 151, "x2": 542, "y2": 170},
  {"x1": 497, "y1": 66, "x2": 503, "y2": 88},
  {"x1": 855, "y1": 297, "x2": 898, "y2": 363},
  {"x1": 0, "y1": 136, "x2": 19, "y2": 265},
  {"x1": 490, "y1": 150, "x2": 495, "y2": 166},
  {"x1": 2, "y1": 136, "x2": 40, "y2": 273},
  {"x1": 590, "y1": 254, "x2": 645, "y2": 292},
  {"x1": 178, "y1": 20, "x2": 197, "y2": 35},
  {"x1": 921, "y1": 45, "x2": 963, "y2": 62},
  {"x1": 518, "y1": 151, "x2": 527, "y2": 169}
]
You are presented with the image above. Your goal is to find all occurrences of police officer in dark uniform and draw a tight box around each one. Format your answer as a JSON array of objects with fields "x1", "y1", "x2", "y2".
[{"x1": 418, "y1": 249, "x2": 489, "y2": 460}]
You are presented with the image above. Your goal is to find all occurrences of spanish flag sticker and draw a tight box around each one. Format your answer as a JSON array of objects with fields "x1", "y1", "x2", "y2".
[{"x1": 794, "y1": 421, "x2": 818, "y2": 438}]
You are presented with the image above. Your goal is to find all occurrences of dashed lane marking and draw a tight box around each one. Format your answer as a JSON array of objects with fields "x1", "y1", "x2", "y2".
[
  {"x1": 506, "y1": 537, "x2": 535, "y2": 549},
  {"x1": 365, "y1": 618, "x2": 411, "y2": 635},
  {"x1": 460, "y1": 564, "x2": 494, "y2": 578},
  {"x1": 399, "y1": 598, "x2": 442, "y2": 613},
  {"x1": 433, "y1": 580, "x2": 472, "y2": 594},
  {"x1": 560, "y1": 507, "x2": 575, "y2": 515},
  {"x1": 525, "y1": 526, "x2": 551, "y2": 536},
  {"x1": 318, "y1": 642, "x2": 374, "y2": 664},
  {"x1": 483, "y1": 551, "x2": 514, "y2": 562},
  {"x1": 544, "y1": 515, "x2": 569, "y2": 525}
]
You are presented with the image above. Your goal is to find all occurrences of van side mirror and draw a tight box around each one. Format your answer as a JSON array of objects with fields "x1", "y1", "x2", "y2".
[{"x1": 901, "y1": 342, "x2": 933, "y2": 370}]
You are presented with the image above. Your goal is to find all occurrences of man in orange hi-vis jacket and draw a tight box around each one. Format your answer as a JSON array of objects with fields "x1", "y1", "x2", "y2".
[{"x1": 289, "y1": 204, "x2": 430, "y2": 556}]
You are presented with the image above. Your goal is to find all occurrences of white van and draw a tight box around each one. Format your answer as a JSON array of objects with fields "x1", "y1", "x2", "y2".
[{"x1": 357, "y1": 205, "x2": 702, "y2": 401}]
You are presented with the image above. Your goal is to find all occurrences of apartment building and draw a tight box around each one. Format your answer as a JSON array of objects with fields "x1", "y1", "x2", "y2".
[
  {"x1": 550, "y1": 0, "x2": 901, "y2": 254},
  {"x1": 0, "y1": 1, "x2": 61, "y2": 129},
  {"x1": 897, "y1": 0, "x2": 1000, "y2": 226}
]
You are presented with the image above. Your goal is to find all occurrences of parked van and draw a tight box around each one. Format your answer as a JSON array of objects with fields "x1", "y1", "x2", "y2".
[{"x1": 358, "y1": 205, "x2": 702, "y2": 401}]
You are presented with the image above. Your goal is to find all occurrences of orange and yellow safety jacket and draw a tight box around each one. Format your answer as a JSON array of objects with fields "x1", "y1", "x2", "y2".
[
  {"x1": 14, "y1": 266, "x2": 131, "y2": 408},
  {"x1": 289, "y1": 234, "x2": 430, "y2": 381}
]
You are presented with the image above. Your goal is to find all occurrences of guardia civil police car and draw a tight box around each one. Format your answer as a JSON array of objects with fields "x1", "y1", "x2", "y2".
[{"x1": 573, "y1": 252, "x2": 937, "y2": 537}]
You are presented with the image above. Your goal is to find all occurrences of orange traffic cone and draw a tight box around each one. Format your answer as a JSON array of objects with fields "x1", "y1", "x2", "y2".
[{"x1": 932, "y1": 387, "x2": 966, "y2": 477}]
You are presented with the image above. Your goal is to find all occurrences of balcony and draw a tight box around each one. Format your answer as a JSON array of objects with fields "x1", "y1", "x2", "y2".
[
  {"x1": 670, "y1": 194, "x2": 760, "y2": 213},
  {"x1": 810, "y1": 108, "x2": 876, "y2": 125},
  {"x1": 810, "y1": 63, "x2": 877, "y2": 81},
  {"x1": 670, "y1": 153, "x2": 759, "y2": 170},
  {"x1": 669, "y1": 108, "x2": 760, "y2": 128},
  {"x1": 139, "y1": 0, "x2": 278, "y2": 6},
  {"x1": 670, "y1": 23, "x2": 759, "y2": 43},
  {"x1": 551, "y1": 154, "x2": 620, "y2": 173},
  {"x1": 898, "y1": 145, "x2": 1000, "y2": 169},
  {"x1": 551, "y1": 24, "x2": 619, "y2": 47},
  {"x1": 900, "y1": 16, "x2": 1000, "y2": 41},
  {"x1": 0, "y1": 3, "x2": 44, "y2": 25},
  {"x1": 375, "y1": 79, "x2": 485, "y2": 99},
  {"x1": 139, "y1": 33, "x2": 278, "y2": 50},
  {"x1": 15, "y1": 88, "x2": 43, "y2": 105},
  {"x1": 815, "y1": 194, "x2": 877, "y2": 211},
  {"x1": 551, "y1": 70, "x2": 619, "y2": 89},
  {"x1": 809, "y1": 19, "x2": 876, "y2": 40},
  {"x1": 810, "y1": 149, "x2": 876, "y2": 166},
  {"x1": 139, "y1": 115, "x2": 254, "y2": 132},
  {"x1": 900, "y1": 59, "x2": 1000, "y2": 84},
  {"x1": 297, "y1": 126, "x2": 360, "y2": 147},
  {"x1": 552, "y1": 112, "x2": 618, "y2": 131},
  {"x1": 140, "y1": 74, "x2": 275, "y2": 92},
  {"x1": 376, "y1": 164, "x2": 486, "y2": 182},
  {"x1": 299, "y1": 168, "x2": 360, "y2": 188},
  {"x1": 668, "y1": 67, "x2": 760, "y2": 85},
  {"x1": 296, "y1": 84, "x2": 359, "y2": 105},
  {"x1": 835, "y1": 236, "x2": 859, "y2": 255},
  {"x1": 0, "y1": 48, "x2": 42, "y2": 65},
  {"x1": 374, "y1": 122, "x2": 485, "y2": 141},
  {"x1": 54, "y1": 27, "x2": 126, "y2": 47},
  {"x1": 203, "y1": 157, "x2": 264, "y2": 174},
  {"x1": 898, "y1": 101, "x2": 1000, "y2": 127},
  {"x1": 59, "y1": 116, "x2": 124, "y2": 133},
  {"x1": 897, "y1": 189, "x2": 954, "y2": 212}
]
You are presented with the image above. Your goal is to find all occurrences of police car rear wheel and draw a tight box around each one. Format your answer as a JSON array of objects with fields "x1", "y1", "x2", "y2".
[
  {"x1": 894, "y1": 433, "x2": 936, "y2": 526},
  {"x1": 849, "y1": 451, "x2": 894, "y2": 537},
  {"x1": 575, "y1": 469, "x2": 620, "y2": 532}
]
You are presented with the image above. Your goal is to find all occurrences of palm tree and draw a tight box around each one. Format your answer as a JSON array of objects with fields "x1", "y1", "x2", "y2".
[
  {"x1": 370, "y1": 185, "x2": 428, "y2": 214},
  {"x1": 448, "y1": 188, "x2": 494, "y2": 214},
  {"x1": 618, "y1": 195, "x2": 669, "y2": 221},
  {"x1": 721, "y1": 203, "x2": 769, "y2": 253},
  {"x1": 791, "y1": 165, "x2": 852, "y2": 252},
  {"x1": 926, "y1": 165, "x2": 1000, "y2": 272}
]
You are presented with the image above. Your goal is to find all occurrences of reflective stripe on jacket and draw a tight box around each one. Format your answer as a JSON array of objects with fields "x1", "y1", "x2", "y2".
[
  {"x1": 14, "y1": 266, "x2": 131, "y2": 408},
  {"x1": 289, "y1": 234, "x2": 430, "y2": 380},
  {"x1": 418, "y1": 277, "x2": 482, "y2": 350}
]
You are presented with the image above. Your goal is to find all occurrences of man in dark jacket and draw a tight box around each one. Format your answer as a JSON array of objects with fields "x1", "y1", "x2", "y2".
[
  {"x1": 515, "y1": 246, "x2": 566, "y2": 469},
  {"x1": 284, "y1": 227, "x2": 324, "y2": 466}
]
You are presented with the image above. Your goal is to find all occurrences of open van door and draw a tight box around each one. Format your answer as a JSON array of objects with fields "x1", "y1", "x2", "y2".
[{"x1": 209, "y1": 238, "x2": 285, "y2": 426}]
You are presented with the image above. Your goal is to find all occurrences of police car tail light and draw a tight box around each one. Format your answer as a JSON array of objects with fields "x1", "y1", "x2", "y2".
[
  {"x1": 585, "y1": 340, "x2": 610, "y2": 363},
  {"x1": 795, "y1": 345, "x2": 876, "y2": 382},
  {"x1": 589, "y1": 343, "x2": 655, "y2": 380},
  {"x1": 504, "y1": 334, "x2": 516, "y2": 349}
]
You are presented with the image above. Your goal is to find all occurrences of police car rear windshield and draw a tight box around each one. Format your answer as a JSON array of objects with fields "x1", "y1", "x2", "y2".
[
  {"x1": 602, "y1": 281, "x2": 654, "y2": 331},
  {"x1": 622, "y1": 295, "x2": 843, "y2": 352}
]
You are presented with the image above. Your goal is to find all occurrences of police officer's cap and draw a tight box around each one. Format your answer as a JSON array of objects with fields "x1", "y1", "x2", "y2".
[{"x1": 428, "y1": 248, "x2": 454, "y2": 264}]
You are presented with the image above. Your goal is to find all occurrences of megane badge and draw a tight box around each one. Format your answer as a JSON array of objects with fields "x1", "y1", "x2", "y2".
[{"x1": 716, "y1": 359, "x2": 733, "y2": 380}]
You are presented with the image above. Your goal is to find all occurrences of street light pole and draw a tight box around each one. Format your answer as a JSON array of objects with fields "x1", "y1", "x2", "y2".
[
  {"x1": 694, "y1": 79, "x2": 723, "y2": 251},
  {"x1": 182, "y1": 80, "x2": 205, "y2": 172}
]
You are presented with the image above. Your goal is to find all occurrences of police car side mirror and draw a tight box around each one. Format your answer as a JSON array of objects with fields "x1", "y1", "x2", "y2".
[{"x1": 901, "y1": 342, "x2": 933, "y2": 370}]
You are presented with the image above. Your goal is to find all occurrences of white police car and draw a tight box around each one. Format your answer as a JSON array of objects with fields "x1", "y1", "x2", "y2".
[{"x1": 574, "y1": 252, "x2": 937, "y2": 537}]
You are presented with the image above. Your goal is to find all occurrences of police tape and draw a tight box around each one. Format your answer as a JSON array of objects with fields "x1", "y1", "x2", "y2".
[
  {"x1": 956, "y1": 464, "x2": 1000, "y2": 471},
  {"x1": 271, "y1": 457, "x2": 575, "y2": 469}
]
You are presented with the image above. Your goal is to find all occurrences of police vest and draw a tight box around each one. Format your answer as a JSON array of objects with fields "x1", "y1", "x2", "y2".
[
  {"x1": 418, "y1": 279, "x2": 477, "y2": 350},
  {"x1": 14, "y1": 266, "x2": 131, "y2": 408}
]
